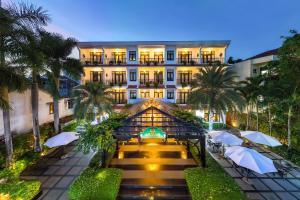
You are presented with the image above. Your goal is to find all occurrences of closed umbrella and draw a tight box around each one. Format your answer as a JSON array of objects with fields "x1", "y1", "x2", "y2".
[
  {"x1": 44, "y1": 132, "x2": 79, "y2": 148},
  {"x1": 225, "y1": 146, "x2": 277, "y2": 174},
  {"x1": 209, "y1": 131, "x2": 243, "y2": 146},
  {"x1": 241, "y1": 131, "x2": 282, "y2": 147}
]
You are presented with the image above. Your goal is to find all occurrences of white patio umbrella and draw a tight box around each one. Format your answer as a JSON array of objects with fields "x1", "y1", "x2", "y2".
[
  {"x1": 44, "y1": 132, "x2": 79, "y2": 148},
  {"x1": 225, "y1": 146, "x2": 277, "y2": 174},
  {"x1": 208, "y1": 131, "x2": 243, "y2": 146},
  {"x1": 240, "y1": 131, "x2": 282, "y2": 147}
]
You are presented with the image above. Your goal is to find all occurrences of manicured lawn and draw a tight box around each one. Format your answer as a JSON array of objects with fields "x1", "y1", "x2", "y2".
[
  {"x1": 185, "y1": 148, "x2": 247, "y2": 200},
  {"x1": 68, "y1": 168, "x2": 122, "y2": 200},
  {"x1": 0, "y1": 180, "x2": 41, "y2": 200}
]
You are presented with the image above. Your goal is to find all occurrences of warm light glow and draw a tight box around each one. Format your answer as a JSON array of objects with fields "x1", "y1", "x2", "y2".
[
  {"x1": 146, "y1": 143, "x2": 159, "y2": 146},
  {"x1": 118, "y1": 151, "x2": 124, "y2": 159},
  {"x1": 181, "y1": 151, "x2": 187, "y2": 159},
  {"x1": 146, "y1": 163, "x2": 160, "y2": 171}
]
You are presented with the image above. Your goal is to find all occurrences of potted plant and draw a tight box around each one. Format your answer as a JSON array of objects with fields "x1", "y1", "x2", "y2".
[
  {"x1": 118, "y1": 82, "x2": 122, "y2": 87},
  {"x1": 146, "y1": 82, "x2": 150, "y2": 88},
  {"x1": 182, "y1": 60, "x2": 187, "y2": 65},
  {"x1": 181, "y1": 82, "x2": 187, "y2": 88},
  {"x1": 190, "y1": 60, "x2": 195, "y2": 66},
  {"x1": 109, "y1": 60, "x2": 113, "y2": 65},
  {"x1": 154, "y1": 82, "x2": 159, "y2": 88}
]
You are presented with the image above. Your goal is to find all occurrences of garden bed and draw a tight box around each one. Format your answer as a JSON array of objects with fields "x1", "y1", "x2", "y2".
[
  {"x1": 68, "y1": 168, "x2": 122, "y2": 200},
  {"x1": 185, "y1": 146, "x2": 247, "y2": 200}
]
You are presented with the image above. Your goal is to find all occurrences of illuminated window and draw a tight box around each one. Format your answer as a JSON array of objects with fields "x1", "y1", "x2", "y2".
[
  {"x1": 141, "y1": 91, "x2": 150, "y2": 98},
  {"x1": 204, "y1": 111, "x2": 220, "y2": 122},
  {"x1": 129, "y1": 51, "x2": 136, "y2": 61},
  {"x1": 167, "y1": 51, "x2": 174, "y2": 61},
  {"x1": 154, "y1": 90, "x2": 163, "y2": 98},
  {"x1": 49, "y1": 103, "x2": 54, "y2": 114}
]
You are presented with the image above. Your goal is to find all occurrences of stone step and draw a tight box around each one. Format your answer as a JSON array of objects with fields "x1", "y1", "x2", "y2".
[
  {"x1": 122, "y1": 170, "x2": 185, "y2": 179},
  {"x1": 111, "y1": 164, "x2": 197, "y2": 170},
  {"x1": 118, "y1": 145, "x2": 187, "y2": 152},
  {"x1": 114, "y1": 151, "x2": 192, "y2": 159},
  {"x1": 121, "y1": 178, "x2": 188, "y2": 188},
  {"x1": 118, "y1": 187, "x2": 191, "y2": 200},
  {"x1": 111, "y1": 158, "x2": 196, "y2": 165}
]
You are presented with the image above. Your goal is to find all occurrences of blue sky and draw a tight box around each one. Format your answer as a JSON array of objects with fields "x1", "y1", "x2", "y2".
[{"x1": 5, "y1": 0, "x2": 300, "y2": 59}]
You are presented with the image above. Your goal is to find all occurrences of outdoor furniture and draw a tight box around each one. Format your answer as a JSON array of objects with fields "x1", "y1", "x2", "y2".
[
  {"x1": 240, "y1": 131, "x2": 282, "y2": 147},
  {"x1": 208, "y1": 131, "x2": 243, "y2": 146},
  {"x1": 273, "y1": 160, "x2": 292, "y2": 178}
]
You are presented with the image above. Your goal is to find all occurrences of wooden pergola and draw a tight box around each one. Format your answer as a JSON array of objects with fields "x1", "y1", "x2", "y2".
[{"x1": 113, "y1": 106, "x2": 207, "y2": 167}]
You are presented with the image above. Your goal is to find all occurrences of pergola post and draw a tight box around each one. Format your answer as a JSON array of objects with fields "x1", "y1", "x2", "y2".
[{"x1": 200, "y1": 134, "x2": 206, "y2": 167}]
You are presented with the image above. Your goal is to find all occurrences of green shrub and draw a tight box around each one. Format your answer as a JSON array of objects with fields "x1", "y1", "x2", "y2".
[
  {"x1": 62, "y1": 120, "x2": 80, "y2": 132},
  {"x1": 203, "y1": 122, "x2": 226, "y2": 129},
  {"x1": 172, "y1": 109, "x2": 205, "y2": 127},
  {"x1": 68, "y1": 168, "x2": 122, "y2": 200},
  {"x1": 0, "y1": 180, "x2": 41, "y2": 200}
]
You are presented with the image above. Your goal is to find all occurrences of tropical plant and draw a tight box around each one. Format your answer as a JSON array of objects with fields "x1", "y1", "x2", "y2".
[
  {"x1": 73, "y1": 82, "x2": 113, "y2": 121},
  {"x1": 39, "y1": 31, "x2": 82, "y2": 133},
  {"x1": 188, "y1": 65, "x2": 245, "y2": 131},
  {"x1": 0, "y1": 2, "x2": 49, "y2": 166},
  {"x1": 237, "y1": 76, "x2": 263, "y2": 131}
]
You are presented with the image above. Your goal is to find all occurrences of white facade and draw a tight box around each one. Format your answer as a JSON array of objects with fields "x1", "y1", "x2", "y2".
[
  {"x1": 0, "y1": 89, "x2": 74, "y2": 136},
  {"x1": 232, "y1": 50, "x2": 278, "y2": 81},
  {"x1": 78, "y1": 40, "x2": 230, "y2": 124}
]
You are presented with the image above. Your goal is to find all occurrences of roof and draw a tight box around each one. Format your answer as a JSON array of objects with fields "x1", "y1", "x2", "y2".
[
  {"x1": 77, "y1": 40, "x2": 230, "y2": 48},
  {"x1": 246, "y1": 48, "x2": 278, "y2": 60}
]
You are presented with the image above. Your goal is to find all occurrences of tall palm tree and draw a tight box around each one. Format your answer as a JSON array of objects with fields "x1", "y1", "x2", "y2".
[
  {"x1": 0, "y1": 2, "x2": 49, "y2": 166},
  {"x1": 188, "y1": 66, "x2": 245, "y2": 131},
  {"x1": 236, "y1": 84, "x2": 252, "y2": 130},
  {"x1": 239, "y1": 76, "x2": 263, "y2": 131},
  {"x1": 39, "y1": 31, "x2": 82, "y2": 133},
  {"x1": 19, "y1": 32, "x2": 47, "y2": 152},
  {"x1": 73, "y1": 82, "x2": 113, "y2": 121}
]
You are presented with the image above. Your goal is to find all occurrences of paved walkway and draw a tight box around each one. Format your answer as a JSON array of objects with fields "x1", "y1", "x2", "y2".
[
  {"x1": 21, "y1": 143, "x2": 94, "y2": 200},
  {"x1": 209, "y1": 145, "x2": 300, "y2": 200},
  {"x1": 112, "y1": 138, "x2": 197, "y2": 200}
]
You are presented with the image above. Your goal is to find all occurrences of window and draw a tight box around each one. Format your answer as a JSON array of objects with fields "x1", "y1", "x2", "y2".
[
  {"x1": 130, "y1": 90, "x2": 137, "y2": 99},
  {"x1": 49, "y1": 103, "x2": 54, "y2": 114},
  {"x1": 90, "y1": 71, "x2": 102, "y2": 82},
  {"x1": 67, "y1": 99, "x2": 73, "y2": 109},
  {"x1": 167, "y1": 91, "x2": 174, "y2": 99},
  {"x1": 167, "y1": 69, "x2": 174, "y2": 81},
  {"x1": 167, "y1": 51, "x2": 174, "y2": 61},
  {"x1": 129, "y1": 51, "x2": 136, "y2": 61},
  {"x1": 140, "y1": 91, "x2": 150, "y2": 98},
  {"x1": 253, "y1": 69, "x2": 257, "y2": 74},
  {"x1": 204, "y1": 111, "x2": 220, "y2": 122},
  {"x1": 154, "y1": 90, "x2": 163, "y2": 98},
  {"x1": 129, "y1": 70, "x2": 137, "y2": 81}
]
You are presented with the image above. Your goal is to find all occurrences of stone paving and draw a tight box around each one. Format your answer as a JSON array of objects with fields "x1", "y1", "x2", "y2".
[
  {"x1": 209, "y1": 145, "x2": 300, "y2": 200},
  {"x1": 21, "y1": 143, "x2": 94, "y2": 200}
]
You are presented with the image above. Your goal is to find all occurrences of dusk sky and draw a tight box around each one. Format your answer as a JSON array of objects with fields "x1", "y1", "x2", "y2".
[{"x1": 5, "y1": 0, "x2": 300, "y2": 59}]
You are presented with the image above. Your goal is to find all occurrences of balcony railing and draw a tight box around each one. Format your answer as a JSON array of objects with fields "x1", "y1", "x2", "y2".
[
  {"x1": 176, "y1": 58, "x2": 224, "y2": 65},
  {"x1": 176, "y1": 99, "x2": 188, "y2": 104},
  {"x1": 139, "y1": 58, "x2": 164, "y2": 65},
  {"x1": 106, "y1": 58, "x2": 127, "y2": 65},
  {"x1": 176, "y1": 79, "x2": 193, "y2": 86},
  {"x1": 139, "y1": 79, "x2": 164, "y2": 88},
  {"x1": 201, "y1": 58, "x2": 224, "y2": 64},
  {"x1": 81, "y1": 58, "x2": 103, "y2": 66},
  {"x1": 105, "y1": 79, "x2": 127, "y2": 86}
]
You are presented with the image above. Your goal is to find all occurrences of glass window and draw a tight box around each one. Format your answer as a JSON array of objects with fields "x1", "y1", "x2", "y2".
[
  {"x1": 154, "y1": 90, "x2": 163, "y2": 98},
  {"x1": 253, "y1": 68, "x2": 257, "y2": 74},
  {"x1": 67, "y1": 99, "x2": 73, "y2": 109},
  {"x1": 167, "y1": 91, "x2": 174, "y2": 99},
  {"x1": 167, "y1": 51, "x2": 174, "y2": 61},
  {"x1": 49, "y1": 103, "x2": 54, "y2": 114},
  {"x1": 129, "y1": 70, "x2": 137, "y2": 81},
  {"x1": 167, "y1": 69, "x2": 174, "y2": 81},
  {"x1": 129, "y1": 51, "x2": 136, "y2": 61},
  {"x1": 204, "y1": 111, "x2": 220, "y2": 122},
  {"x1": 130, "y1": 90, "x2": 137, "y2": 99}
]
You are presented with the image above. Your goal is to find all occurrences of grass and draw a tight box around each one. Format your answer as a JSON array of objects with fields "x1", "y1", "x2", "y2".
[
  {"x1": 185, "y1": 146, "x2": 247, "y2": 200},
  {"x1": 0, "y1": 180, "x2": 41, "y2": 200},
  {"x1": 68, "y1": 168, "x2": 122, "y2": 200}
]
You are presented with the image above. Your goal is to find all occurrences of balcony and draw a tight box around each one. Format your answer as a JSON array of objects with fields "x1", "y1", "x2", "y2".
[
  {"x1": 176, "y1": 79, "x2": 193, "y2": 86},
  {"x1": 201, "y1": 57, "x2": 224, "y2": 64},
  {"x1": 106, "y1": 58, "x2": 127, "y2": 65},
  {"x1": 139, "y1": 58, "x2": 164, "y2": 66},
  {"x1": 113, "y1": 99, "x2": 127, "y2": 104},
  {"x1": 139, "y1": 79, "x2": 164, "y2": 88},
  {"x1": 176, "y1": 58, "x2": 225, "y2": 65},
  {"x1": 105, "y1": 79, "x2": 127, "y2": 87},
  {"x1": 176, "y1": 99, "x2": 188, "y2": 104},
  {"x1": 81, "y1": 58, "x2": 103, "y2": 66}
]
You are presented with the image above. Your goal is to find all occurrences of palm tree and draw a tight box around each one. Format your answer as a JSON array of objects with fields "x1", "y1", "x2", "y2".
[
  {"x1": 236, "y1": 84, "x2": 252, "y2": 130},
  {"x1": 39, "y1": 31, "x2": 82, "y2": 133},
  {"x1": 188, "y1": 66, "x2": 245, "y2": 131},
  {"x1": 73, "y1": 82, "x2": 113, "y2": 121},
  {"x1": 239, "y1": 76, "x2": 263, "y2": 131},
  {"x1": 0, "y1": 2, "x2": 49, "y2": 166},
  {"x1": 19, "y1": 32, "x2": 47, "y2": 152}
]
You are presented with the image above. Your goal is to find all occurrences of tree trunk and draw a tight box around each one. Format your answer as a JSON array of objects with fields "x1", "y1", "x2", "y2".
[
  {"x1": 31, "y1": 75, "x2": 42, "y2": 152},
  {"x1": 1, "y1": 87, "x2": 13, "y2": 166},
  {"x1": 268, "y1": 102, "x2": 272, "y2": 136},
  {"x1": 256, "y1": 102, "x2": 259, "y2": 131},
  {"x1": 246, "y1": 105, "x2": 249, "y2": 130},
  {"x1": 208, "y1": 109, "x2": 213, "y2": 131},
  {"x1": 287, "y1": 106, "x2": 292, "y2": 148},
  {"x1": 53, "y1": 78, "x2": 60, "y2": 134}
]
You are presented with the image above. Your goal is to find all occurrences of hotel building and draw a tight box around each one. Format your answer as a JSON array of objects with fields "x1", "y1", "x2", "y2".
[{"x1": 77, "y1": 41, "x2": 230, "y2": 124}]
